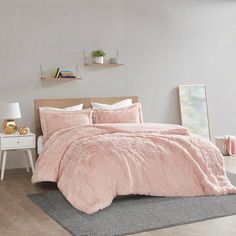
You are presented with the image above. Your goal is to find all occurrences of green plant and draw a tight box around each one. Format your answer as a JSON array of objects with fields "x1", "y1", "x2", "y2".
[{"x1": 92, "y1": 49, "x2": 106, "y2": 57}]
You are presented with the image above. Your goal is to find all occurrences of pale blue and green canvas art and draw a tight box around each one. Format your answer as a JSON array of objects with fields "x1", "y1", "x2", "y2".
[{"x1": 179, "y1": 85, "x2": 210, "y2": 139}]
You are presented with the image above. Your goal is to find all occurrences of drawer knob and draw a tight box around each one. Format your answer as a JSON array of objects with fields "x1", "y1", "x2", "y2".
[{"x1": 17, "y1": 141, "x2": 20, "y2": 144}]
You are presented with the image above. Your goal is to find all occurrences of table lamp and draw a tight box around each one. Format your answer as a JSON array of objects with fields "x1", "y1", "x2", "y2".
[{"x1": 0, "y1": 102, "x2": 21, "y2": 134}]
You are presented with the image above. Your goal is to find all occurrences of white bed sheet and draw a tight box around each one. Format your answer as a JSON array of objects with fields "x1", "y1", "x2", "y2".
[{"x1": 37, "y1": 135, "x2": 44, "y2": 155}]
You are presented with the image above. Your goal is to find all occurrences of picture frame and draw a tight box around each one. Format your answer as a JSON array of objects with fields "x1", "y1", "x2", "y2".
[{"x1": 178, "y1": 84, "x2": 211, "y2": 140}]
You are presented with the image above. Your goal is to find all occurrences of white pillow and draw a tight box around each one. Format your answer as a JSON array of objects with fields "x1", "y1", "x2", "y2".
[
  {"x1": 39, "y1": 104, "x2": 83, "y2": 112},
  {"x1": 91, "y1": 99, "x2": 132, "y2": 110}
]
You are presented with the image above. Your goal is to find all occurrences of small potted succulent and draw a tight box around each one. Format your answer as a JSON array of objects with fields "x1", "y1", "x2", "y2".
[{"x1": 92, "y1": 49, "x2": 106, "y2": 64}]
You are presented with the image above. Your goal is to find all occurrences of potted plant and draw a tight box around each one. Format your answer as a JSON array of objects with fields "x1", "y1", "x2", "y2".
[{"x1": 92, "y1": 49, "x2": 106, "y2": 64}]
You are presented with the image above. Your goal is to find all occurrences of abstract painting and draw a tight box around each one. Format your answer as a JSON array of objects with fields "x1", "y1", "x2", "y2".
[{"x1": 178, "y1": 85, "x2": 210, "y2": 139}]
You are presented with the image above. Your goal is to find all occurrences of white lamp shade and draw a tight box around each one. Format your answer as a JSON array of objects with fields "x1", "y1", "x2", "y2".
[{"x1": 0, "y1": 102, "x2": 21, "y2": 119}]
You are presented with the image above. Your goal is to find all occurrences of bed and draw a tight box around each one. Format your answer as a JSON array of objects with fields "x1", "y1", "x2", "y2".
[{"x1": 32, "y1": 96, "x2": 236, "y2": 214}]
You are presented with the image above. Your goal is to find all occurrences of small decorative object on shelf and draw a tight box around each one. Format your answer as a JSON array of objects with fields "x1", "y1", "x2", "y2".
[
  {"x1": 0, "y1": 102, "x2": 21, "y2": 134},
  {"x1": 40, "y1": 65, "x2": 83, "y2": 80},
  {"x1": 109, "y1": 58, "x2": 118, "y2": 64},
  {"x1": 109, "y1": 51, "x2": 120, "y2": 64},
  {"x1": 18, "y1": 127, "x2": 30, "y2": 135},
  {"x1": 84, "y1": 50, "x2": 123, "y2": 66},
  {"x1": 92, "y1": 49, "x2": 106, "y2": 64}
]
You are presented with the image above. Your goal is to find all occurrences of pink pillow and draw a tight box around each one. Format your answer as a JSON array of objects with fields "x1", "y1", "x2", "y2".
[
  {"x1": 93, "y1": 103, "x2": 143, "y2": 124},
  {"x1": 40, "y1": 108, "x2": 92, "y2": 141}
]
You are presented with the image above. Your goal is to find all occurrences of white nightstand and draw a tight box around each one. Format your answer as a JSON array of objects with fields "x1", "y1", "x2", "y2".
[{"x1": 0, "y1": 132, "x2": 35, "y2": 180}]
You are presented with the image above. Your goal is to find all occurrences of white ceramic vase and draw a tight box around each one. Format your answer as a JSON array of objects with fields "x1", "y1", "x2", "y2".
[{"x1": 94, "y1": 56, "x2": 104, "y2": 64}]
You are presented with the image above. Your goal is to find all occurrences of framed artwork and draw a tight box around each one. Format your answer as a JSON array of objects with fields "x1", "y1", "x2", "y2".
[{"x1": 178, "y1": 85, "x2": 211, "y2": 140}]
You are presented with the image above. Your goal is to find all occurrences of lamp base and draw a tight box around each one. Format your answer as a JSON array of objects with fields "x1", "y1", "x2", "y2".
[{"x1": 2, "y1": 120, "x2": 17, "y2": 134}]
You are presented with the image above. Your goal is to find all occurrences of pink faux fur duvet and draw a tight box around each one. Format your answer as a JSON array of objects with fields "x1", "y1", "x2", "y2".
[{"x1": 32, "y1": 123, "x2": 236, "y2": 214}]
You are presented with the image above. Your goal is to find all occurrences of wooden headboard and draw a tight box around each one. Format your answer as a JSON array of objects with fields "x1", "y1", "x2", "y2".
[{"x1": 34, "y1": 96, "x2": 139, "y2": 139}]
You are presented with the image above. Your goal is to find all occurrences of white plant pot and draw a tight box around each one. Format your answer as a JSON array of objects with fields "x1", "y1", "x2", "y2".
[{"x1": 94, "y1": 56, "x2": 104, "y2": 64}]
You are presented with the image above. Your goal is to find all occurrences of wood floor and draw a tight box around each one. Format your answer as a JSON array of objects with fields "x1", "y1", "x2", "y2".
[{"x1": 0, "y1": 157, "x2": 236, "y2": 236}]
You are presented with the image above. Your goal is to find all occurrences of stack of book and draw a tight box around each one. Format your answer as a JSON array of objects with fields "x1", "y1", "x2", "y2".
[{"x1": 53, "y1": 68, "x2": 76, "y2": 78}]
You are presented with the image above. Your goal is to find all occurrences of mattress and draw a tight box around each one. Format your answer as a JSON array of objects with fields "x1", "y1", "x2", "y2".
[{"x1": 37, "y1": 135, "x2": 44, "y2": 155}]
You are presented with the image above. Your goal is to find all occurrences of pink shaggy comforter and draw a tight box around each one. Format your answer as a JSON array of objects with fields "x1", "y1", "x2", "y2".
[{"x1": 32, "y1": 123, "x2": 236, "y2": 214}]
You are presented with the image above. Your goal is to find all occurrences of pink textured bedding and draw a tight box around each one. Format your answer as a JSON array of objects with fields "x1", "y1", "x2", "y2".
[
  {"x1": 40, "y1": 108, "x2": 93, "y2": 141},
  {"x1": 92, "y1": 103, "x2": 143, "y2": 124},
  {"x1": 32, "y1": 123, "x2": 236, "y2": 214}
]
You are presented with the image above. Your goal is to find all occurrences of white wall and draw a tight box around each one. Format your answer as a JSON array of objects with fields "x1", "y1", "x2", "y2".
[{"x1": 1, "y1": 0, "x2": 236, "y2": 169}]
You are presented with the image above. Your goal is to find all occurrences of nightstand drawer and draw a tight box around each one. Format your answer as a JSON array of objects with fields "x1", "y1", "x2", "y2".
[{"x1": 1, "y1": 136, "x2": 34, "y2": 149}]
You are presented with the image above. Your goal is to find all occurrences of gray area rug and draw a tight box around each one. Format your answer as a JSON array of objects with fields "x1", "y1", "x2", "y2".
[{"x1": 28, "y1": 172, "x2": 236, "y2": 236}]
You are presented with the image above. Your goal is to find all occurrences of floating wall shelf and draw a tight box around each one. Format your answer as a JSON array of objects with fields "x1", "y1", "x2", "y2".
[
  {"x1": 40, "y1": 65, "x2": 83, "y2": 81},
  {"x1": 83, "y1": 50, "x2": 123, "y2": 67}
]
